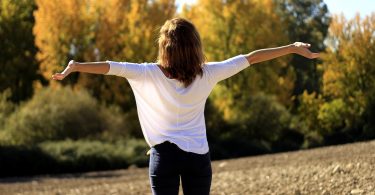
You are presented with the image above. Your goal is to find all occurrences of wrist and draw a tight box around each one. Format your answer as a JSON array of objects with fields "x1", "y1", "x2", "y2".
[
  {"x1": 288, "y1": 44, "x2": 297, "y2": 54},
  {"x1": 69, "y1": 61, "x2": 79, "y2": 72}
]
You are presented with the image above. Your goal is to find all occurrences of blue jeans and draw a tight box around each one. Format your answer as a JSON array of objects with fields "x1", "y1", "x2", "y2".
[{"x1": 149, "y1": 141, "x2": 212, "y2": 195}]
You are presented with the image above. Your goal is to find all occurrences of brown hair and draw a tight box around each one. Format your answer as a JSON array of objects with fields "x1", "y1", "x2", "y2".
[{"x1": 157, "y1": 18, "x2": 205, "y2": 87}]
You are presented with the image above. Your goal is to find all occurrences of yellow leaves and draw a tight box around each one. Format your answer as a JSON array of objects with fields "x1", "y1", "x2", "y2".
[
  {"x1": 34, "y1": 0, "x2": 91, "y2": 79},
  {"x1": 297, "y1": 91, "x2": 324, "y2": 133},
  {"x1": 278, "y1": 77, "x2": 285, "y2": 85},
  {"x1": 183, "y1": 0, "x2": 288, "y2": 60},
  {"x1": 181, "y1": 0, "x2": 294, "y2": 117},
  {"x1": 34, "y1": 0, "x2": 176, "y2": 81},
  {"x1": 315, "y1": 12, "x2": 375, "y2": 133},
  {"x1": 210, "y1": 85, "x2": 235, "y2": 122},
  {"x1": 322, "y1": 68, "x2": 342, "y2": 97},
  {"x1": 33, "y1": 0, "x2": 176, "y2": 108},
  {"x1": 323, "y1": 13, "x2": 375, "y2": 101},
  {"x1": 1, "y1": 0, "x2": 17, "y2": 19}
]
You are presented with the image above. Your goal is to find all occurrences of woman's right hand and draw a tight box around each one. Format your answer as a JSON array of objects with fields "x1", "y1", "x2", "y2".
[
  {"x1": 291, "y1": 42, "x2": 320, "y2": 59},
  {"x1": 52, "y1": 60, "x2": 77, "y2": 80}
]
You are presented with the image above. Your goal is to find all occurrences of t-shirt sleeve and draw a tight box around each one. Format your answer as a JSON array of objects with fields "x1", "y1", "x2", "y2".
[
  {"x1": 205, "y1": 55, "x2": 250, "y2": 84},
  {"x1": 105, "y1": 61, "x2": 145, "y2": 80}
]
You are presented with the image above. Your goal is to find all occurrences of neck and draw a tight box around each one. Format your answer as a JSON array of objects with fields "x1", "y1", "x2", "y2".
[{"x1": 158, "y1": 65, "x2": 174, "y2": 79}]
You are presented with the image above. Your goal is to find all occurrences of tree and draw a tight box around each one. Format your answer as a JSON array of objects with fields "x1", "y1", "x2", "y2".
[
  {"x1": 182, "y1": 0, "x2": 294, "y2": 117},
  {"x1": 0, "y1": 0, "x2": 42, "y2": 102},
  {"x1": 322, "y1": 13, "x2": 375, "y2": 133},
  {"x1": 34, "y1": 0, "x2": 176, "y2": 110},
  {"x1": 274, "y1": 0, "x2": 331, "y2": 98},
  {"x1": 298, "y1": 13, "x2": 375, "y2": 144},
  {"x1": 76, "y1": 0, "x2": 176, "y2": 111},
  {"x1": 180, "y1": 0, "x2": 298, "y2": 152}
]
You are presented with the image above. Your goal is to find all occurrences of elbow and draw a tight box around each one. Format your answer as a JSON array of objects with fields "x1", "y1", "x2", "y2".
[{"x1": 245, "y1": 54, "x2": 259, "y2": 65}]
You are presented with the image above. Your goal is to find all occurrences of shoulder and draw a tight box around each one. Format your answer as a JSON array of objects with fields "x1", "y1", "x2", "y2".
[{"x1": 142, "y1": 62, "x2": 158, "y2": 71}]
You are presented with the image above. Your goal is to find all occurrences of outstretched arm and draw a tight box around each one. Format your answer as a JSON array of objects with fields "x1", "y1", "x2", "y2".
[
  {"x1": 52, "y1": 60, "x2": 109, "y2": 80},
  {"x1": 245, "y1": 42, "x2": 319, "y2": 65}
]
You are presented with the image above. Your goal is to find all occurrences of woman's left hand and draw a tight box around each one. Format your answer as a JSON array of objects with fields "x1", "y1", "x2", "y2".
[{"x1": 52, "y1": 60, "x2": 77, "y2": 80}]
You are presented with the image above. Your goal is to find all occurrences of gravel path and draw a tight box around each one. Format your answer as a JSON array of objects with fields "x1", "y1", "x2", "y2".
[{"x1": 0, "y1": 140, "x2": 374, "y2": 195}]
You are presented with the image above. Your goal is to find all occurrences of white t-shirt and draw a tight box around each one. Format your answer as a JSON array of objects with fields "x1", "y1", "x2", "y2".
[{"x1": 106, "y1": 55, "x2": 250, "y2": 154}]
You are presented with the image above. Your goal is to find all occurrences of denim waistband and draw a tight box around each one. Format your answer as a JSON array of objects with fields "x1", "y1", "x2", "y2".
[{"x1": 153, "y1": 141, "x2": 180, "y2": 151}]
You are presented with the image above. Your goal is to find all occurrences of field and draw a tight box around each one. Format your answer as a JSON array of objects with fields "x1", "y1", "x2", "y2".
[{"x1": 0, "y1": 140, "x2": 374, "y2": 195}]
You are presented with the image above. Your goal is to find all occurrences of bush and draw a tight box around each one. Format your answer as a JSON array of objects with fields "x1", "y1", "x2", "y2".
[
  {"x1": 361, "y1": 90, "x2": 375, "y2": 140},
  {"x1": 271, "y1": 129, "x2": 304, "y2": 152},
  {"x1": 0, "y1": 139, "x2": 149, "y2": 177},
  {"x1": 318, "y1": 98, "x2": 348, "y2": 135},
  {"x1": 222, "y1": 93, "x2": 292, "y2": 143},
  {"x1": 0, "y1": 145, "x2": 57, "y2": 177},
  {"x1": 3, "y1": 86, "x2": 131, "y2": 145},
  {"x1": 0, "y1": 89, "x2": 15, "y2": 129},
  {"x1": 296, "y1": 91, "x2": 324, "y2": 134},
  {"x1": 302, "y1": 131, "x2": 324, "y2": 149},
  {"x1": 0, "y1": 89, "x2": 16, "y2": 144},
  {"x1": 208, "y1": 90, "x2": 293, "y2": 159},
  {"x1": 39, "y1": 139, "x2": 149, "y2": 172}
]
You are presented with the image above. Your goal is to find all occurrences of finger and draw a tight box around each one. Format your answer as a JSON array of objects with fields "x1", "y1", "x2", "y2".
[
  {"x1": 303, "y1": 52, "x2": 319, "y2": 59},
  {"x1": 302, "y1": 43, "x2": 311, "y2": 48},
  {"x1": 310, "y1": 53, "x2": 320, "y2": 59},
  {"x1": 52, "y1": 73, "x2": 65, "y2": 80}
]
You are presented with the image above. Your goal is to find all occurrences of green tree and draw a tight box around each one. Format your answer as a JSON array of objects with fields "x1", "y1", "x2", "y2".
[
  {"x1": 274, "y1": 0, "x2": 331, "y2": 97},
  {"x1": 0, "y1": 0, "x2": 42, "y2": 102}
]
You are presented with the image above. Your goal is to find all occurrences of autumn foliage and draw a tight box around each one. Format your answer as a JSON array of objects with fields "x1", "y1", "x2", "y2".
[{"x1": 0, "y1": 0, "x2": 375, "y2": 176}]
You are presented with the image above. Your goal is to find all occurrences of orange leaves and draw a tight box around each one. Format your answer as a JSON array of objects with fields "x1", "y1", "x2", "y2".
[
  {"x1": 33, "y1": 0, "x2": 176, "y2": 81},
  {"x1": 33, "y1": 0, "x2": 175, "y2": 108},
  {"x1": 34, "y1": 0, "x2": 92, "y2": 80}
]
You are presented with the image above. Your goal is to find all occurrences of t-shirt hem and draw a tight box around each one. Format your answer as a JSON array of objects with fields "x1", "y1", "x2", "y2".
[{"x1": 150, "y1": 140, "x2": 209, "y2": 154}]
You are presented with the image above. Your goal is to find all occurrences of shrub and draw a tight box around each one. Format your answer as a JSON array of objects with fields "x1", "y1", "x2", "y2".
[
  {"x1": 0, "y1": 89, "x2": 15, "y2": 129},
  {"x1": 222, "y1": 93, "x2": 292, "y2": 143},
  {"x1": 362, "y1": 99, "x2": 375, "y2": 139},
  {"x1": 0, "y1": 139, "x2": 149, "y2": 177},
  {"x1": 302, "y1": 130, "x2": 324, "y2": 149},
  {"x1": 296, "y1": 91, "x2": 324, "y2": 134},
  {"x1": 271, "y1": 129, "x2": 304, "y2": 152},
  {"x1": 3, "y1": 86, "x2": 132, "y2": 145},
  {"x1": 208, "y1": 89, "x2": 293, "y2": 158},
  {"x1": 0, "y1": 145, "x2": 57, "y2": 177},
  {"x1": 317, "y1": 98, "x2": 348, "y2": 135},
  {"x1": 361, "y1": 89, "x2": 375, "y2": 140},
  {"x1": 0, "y1": 89, "x2": 16, "y2": 144},
  {"x1": 39, "y1": 139, "x2": 149, "y2": 172}
]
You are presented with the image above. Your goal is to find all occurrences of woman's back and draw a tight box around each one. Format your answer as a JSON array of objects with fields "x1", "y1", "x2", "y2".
[{"x1": 105, "y1": 54, "x2": 250, "y2": 154}]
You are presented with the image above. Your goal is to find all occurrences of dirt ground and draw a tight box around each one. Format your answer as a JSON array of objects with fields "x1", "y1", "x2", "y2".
[{"x1": 0, "y1": 140, "x2": 374, "y2": 195}]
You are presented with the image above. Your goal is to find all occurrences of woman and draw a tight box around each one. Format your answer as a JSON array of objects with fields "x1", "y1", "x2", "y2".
[{"x1": 52, "y1": 18, "x2": 319, "y2": 195}]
